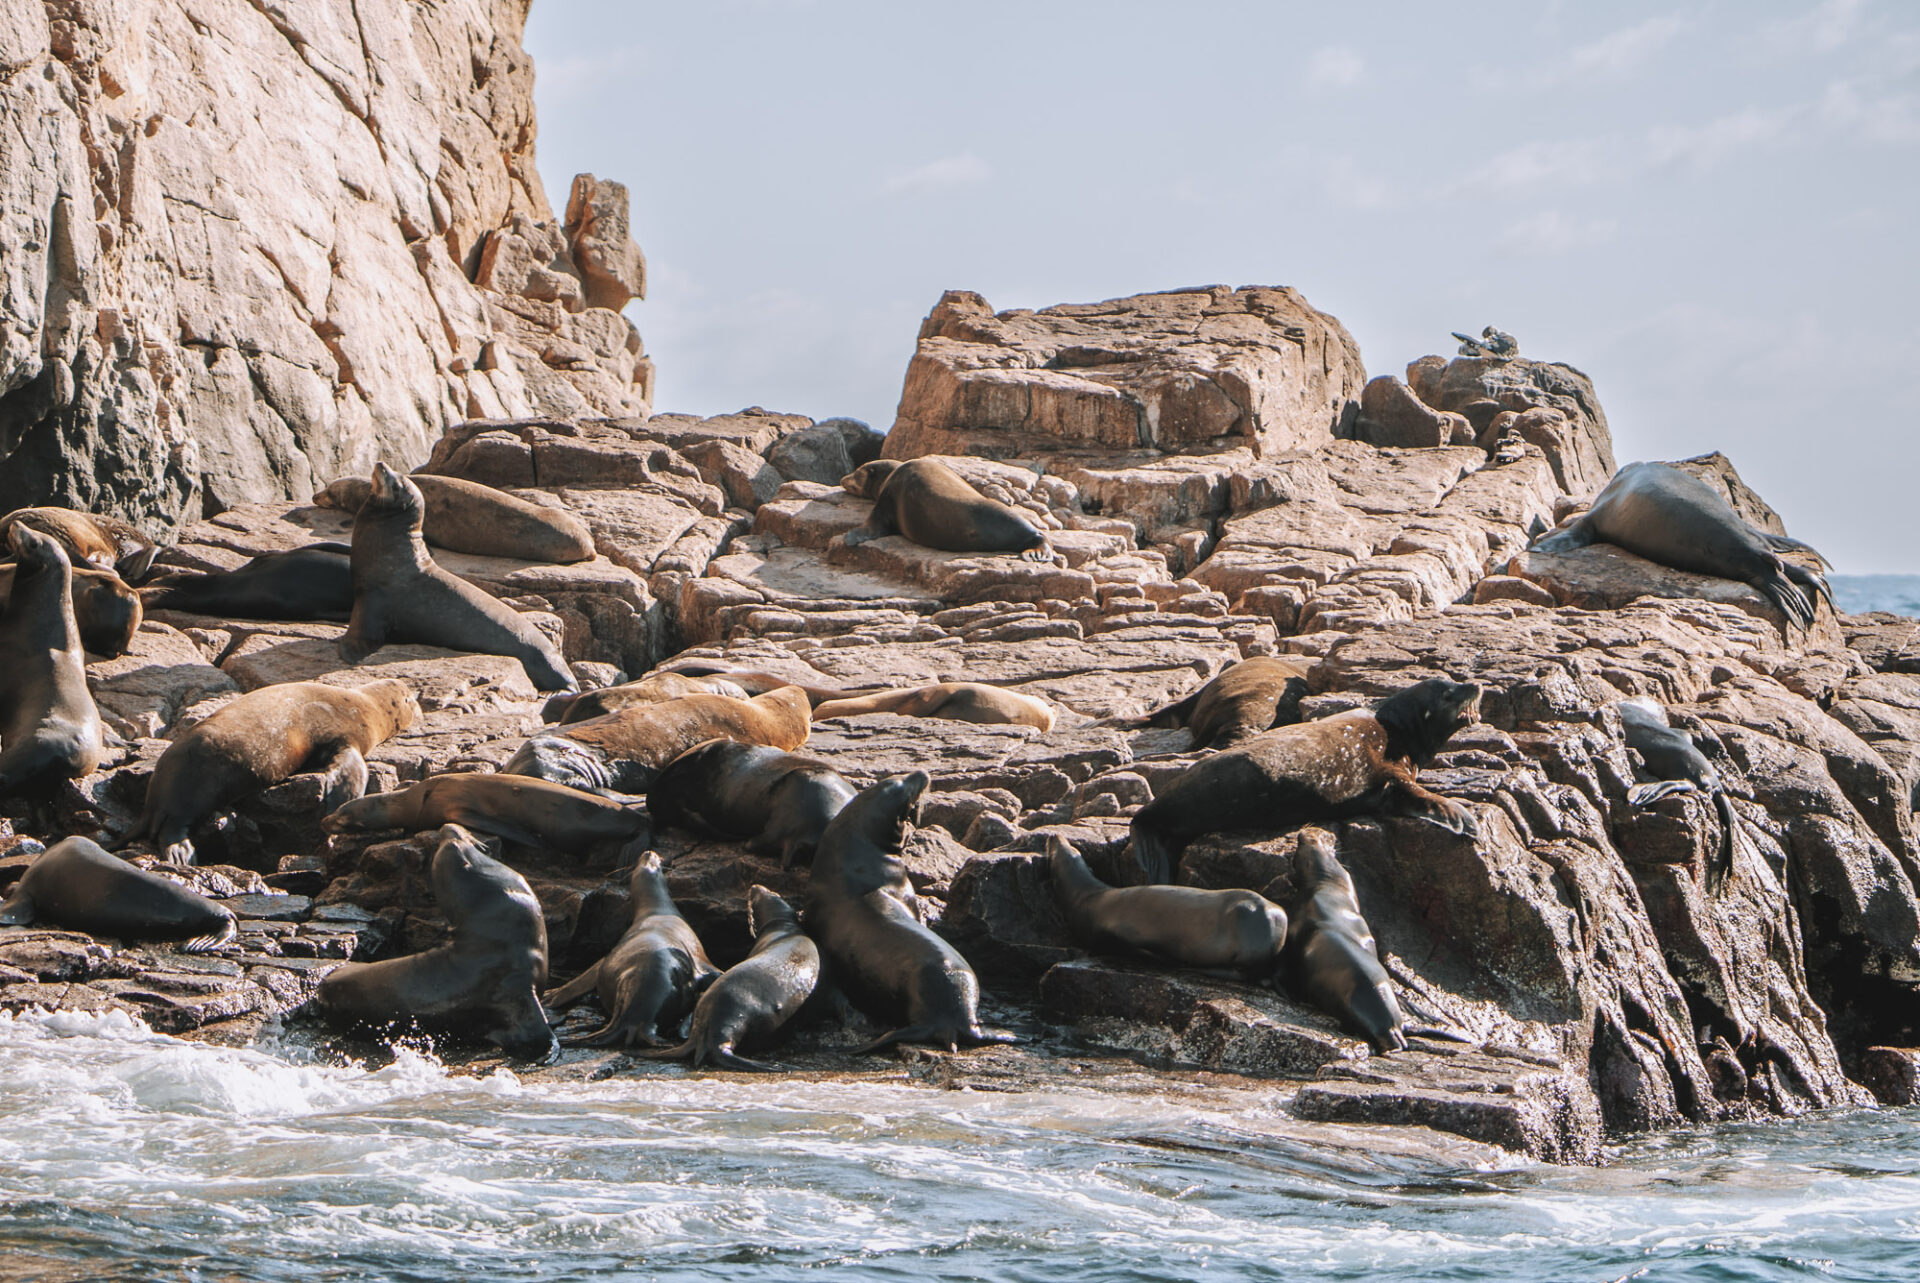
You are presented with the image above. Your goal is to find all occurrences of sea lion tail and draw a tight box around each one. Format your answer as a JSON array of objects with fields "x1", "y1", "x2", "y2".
[
  {"x1": 1629, "y1": 780, "x2": 1698, "y2": 807},
  {"x1": 181, "y1": 914, "x2": 237, "y2": 954}
]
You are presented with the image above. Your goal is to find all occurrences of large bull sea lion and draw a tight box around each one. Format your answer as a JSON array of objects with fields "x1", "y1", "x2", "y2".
[
  {"x1": 322, "y1": 772, "x2": 647, "y2": 852},
  {"x1": 839, "y1": 459, "x2": 1052, "y2": 561},
  {"x1": 639, "y1": 886, "x2": 820, "y2": 1071},
  {"x1": 0, "y1": 526, "x2": 105, "y2": 795},
  {"x1": 0, "y1": 836, "x2": 236, "y2": 952},
  {"x1": 646, "y1": 739, "x2": 855, "y2": 869},
  {"x1": 503, "y1": 688, "x2": 812, "y2": 794},
  {"x1": 315, "y1": 473, "x2": 596, "y2": 565}
]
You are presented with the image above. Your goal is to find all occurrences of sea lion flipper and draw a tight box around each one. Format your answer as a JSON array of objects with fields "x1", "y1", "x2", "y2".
[
  {"x1": 313, "y1": 746, "x2": 370, "y2": 816},
  {"x1": 710, "y1": 1047, "x2": 784, "y2": 1073},
  {"x1": 1708, "y1": 792, "x2": 1739, "y2": 895},
  {"x1": 162, "y1": 837, "x2": 197, "y2": 866},
  {"x1": 1020, "y1": 542, "x2": 1053, "y2": 563},
  {"x1": 1628, "y1": 780, "x2": 1698, "y2": 806},
  {"x1": 542, "y1": 962, "x2": 602, "y2": 1011},
  {"x1": 0, "y1": 889, "x2": 35, "y2": 926},
  {"x1": 181, "y1": 913, "x2": 237, "y2": 954}
]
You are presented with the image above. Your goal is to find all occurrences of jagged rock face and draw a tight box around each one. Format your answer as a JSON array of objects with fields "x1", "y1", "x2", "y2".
[
  {"x1": 0, "y1": 0, "x2": 648, "y2": 535},
  {"x1": 884, "y1": 286, "x2": 1366, "y2": 462}
]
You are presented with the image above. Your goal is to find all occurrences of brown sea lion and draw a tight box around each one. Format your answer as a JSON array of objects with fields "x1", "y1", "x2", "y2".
[
  {"x1": 839, "y1": 459, "x2": 1052, "y2": 561},
  {"x1": 0, "y1": 836, "x2": 236, "y2": 952},
  {"x1": 142, "y1": 544, "x2": 353, "y2": 622},
  {"x1": 132, "y1": 679, "x2": 419, "y2": 865},
  {"x1": 660, "y1": 662, "x2": 871, "y2": 708},
  {"x1": 542, "y1": 852, "x2": 719, "y2": 1048},
  {"x1": 315, "y1": 474, "x2": 596, "y2": 565},
  {"x1": 342, "y1": 463, "x2": 575, "y2": 691},
  {"x1": 0, "y1": 508, "x2": 157, "y2": 582},
  {"x1": 0, "y1": 561, "x2": 141, "y2": 657},
  {"x1": 503, "y1": 687, "x2": 812, "y2": 795},
  {"x1": 805, "y1": 771, "x2": 1011, "y2": 1053},
  {"x1": 0, "y1": 525, "x2": 105, "y2": 795},
  {"x1": 542, "y1": 671, "x2": 751, "y2": 725},
  {"x1": 1530, "y1": 461, "x2": 1831, "y2": 632},
  {"x1": 321, "y1": 772, "x2": 647, "y2": 852},
  {"x1": 315, "y1": 823, "x2": 555, "y2": 1060},
  {"x1": 1128, "y1": 678, "x2": 1483, "y2": 885},
  {"x1": 1283, "y1": 828, "x2": 1407, "y2": 1053},
  {"x1": 638, "y1": 886, "x2": 820, "y2": 1071},
  {"x1": 1047, "y1": 835, "x2": 1288, "y2": 980},
  {"x1": 811, "y1": 682, "x2": 1056, "y2": 730},
  {"x1": 646, "y1": 739, "x2": 856, "y2": 869},
  {"x1": 1140, "y1": 656, "x2": 1311, "y2": 748}
]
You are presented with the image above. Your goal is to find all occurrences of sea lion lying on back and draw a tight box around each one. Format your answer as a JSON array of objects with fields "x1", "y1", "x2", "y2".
[
  {"x1": 0, "y1": 508, "x2": 157, "y2": 583},
  {"x1": 0, "y1": 525, "x2": 105, "y2": 795},
  {"x1": 647, "y1": 739, "x2": 855, "y2": 869},
  {"x1": 839, "y1": 459, "x2": 1053, "y2": 561},
  {"x1": 142, "y1": 544, "x2": 354, "y2": 622},
  {"x1": 811, "y1": 682, "x2": 1056, "y2": 730},
  {"x1": 0, "y1": 836, "x2": 236, "y2": 953},
  {"x1": 1531, "y1": 461, "x2": 1831, "y2": 633},
  {"x1": 1135, "y1": 656, "x2": 1312, "y2": 748},
  {"x1": 322, "y1": 772, "x2": 648, "y2": 852},
  {"x1": 503, "y1": 687, "x2": 813, "y2": 795},
  {"x1": 1128, "y1": 678, "x2": 1483, "y2": 885},
  {"x1": 0, "y1": 560, "x2": 141, "y2": 657},
  {"x1": 315, "y1": 473, "x2": 595, "y2": 565}
]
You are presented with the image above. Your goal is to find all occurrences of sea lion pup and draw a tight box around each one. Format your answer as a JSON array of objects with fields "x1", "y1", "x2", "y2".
[
  {"x1": 1135, "y1": 656, "x2": 1312, "y2": 748},
  {"x1": 647, "y1": 739, "x2": 856, "y2": 869},
  {"x1": 315, "y1": 823, "x2": 556, "y2": 1060},
  {"x1": 839, "y1": 459, "x2": 1053, "y2": 562},
  {"x1": 542, "y1": 852, "x2": 719, "y2": 1048},
  {"x1": 0, "y1": 508, "x2": 157, "y2": 582},
  {"x1": 811, "y1": 682, "x2": 1057, "y2": 731},
  {"x1": 0, "y1": 561, "x2": 141, "y2": 657},
  {"x1": 1047, "y1": 835, "x2": 1288, "y2": 980},
  {"x1": 1531, "y1": 461, "x2": 1832, "y2": 632},
  {"x1": 1128, "y1": 677, "x2": 1483, "y2": 886},
  {"x1": 639, "y1": 886, "x2": 820, "y2": 1071},
  {"x1": 0, "y1": 526, "x2": 105, "y2": 795},
  {"x1": 805, "y1": 771, "x2": 1012, "y2": 1053},
  {"x1": 342, "y1": 462, "x2": 576, "y2": 692},
  {"x1": 132, "y1": 679, "x2": 418, "y2": 865},
  {"x1": 542, "y1": 671, "x2": 751, "y2": 725},
  {"x1": 1618, "y1": 697, "x2": 1737, "y2": 893},
  {"x1": 1283, "y1": 828, "x2": 1408, "y2": 1053},
  {"x1": 503, "y1": 687, "x2": 812, "y2": 795},
  {"x1": 142, "y1": 543, "x2": 354, "y2": 622},
  {"x1": 322, "y1": 772, "x2": 647, "y2": 852},
  {"x1": 314, "y1": 474, "x2": 596, "y2": 565},
  {"x1": 0, "y1": 836, "x2": 236, "y2": 952}
]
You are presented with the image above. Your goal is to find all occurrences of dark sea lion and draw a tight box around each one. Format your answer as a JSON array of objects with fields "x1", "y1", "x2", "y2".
[
  {"x1": 0, "y1": 836, "x2": 236, "y2": 952},
  {"x1": 647, "y1": 739, "x2": 855, "y2": 869},
  {"x1": 542, "y1": 671, "x2": 751, "y2": 725},
  {"x1": 839, "y1": 459, "x2": 1052, "y2": 561},
  {"x1": 542, "y1": 852, "x2": 719, "y2": 1048},
  {"x1": 811, "y1": 682, "x2": 1057, "y2": 730},
  {"x1": 343, "y1": 462, "x2": 575, "y2": 691},
  {"x1": 805, "y1": 771, "x2": 1011, "y2": 1053},
  {"x1": 315, "y1": 474, "x2": 596, "y2": 565},
  {"x1": 1128, "y1": 677, "x2": 1483, "y2": 885},
  {"x1": 0, "y1": 526, "x2": 106, "y2": 795},
  {"x1": 133, "y1": 679, "x2": 419, "y2": 865},
  {"x1": 0, "y1": 561, "x2": 141, "y2": 657},
  {"x1": 315, "y1": 823, "x2": 555, "y2": 1059},
  {"x1": 322, "y1": 772, "x2": 647, "y2": 852},
  {"x1": 0, "y1": 508, "x2": 157, "y2": 582},
  {"x1": 1047, "y1": 835, "x2": 1288, "y2": 980},
  {"x1": 1139, "y1": 656, "x2": 1312, "y2": 748},
  {"x1": 142, "y1": 544, "x2": 354, "y2": 622},
  {"x1": 638, "y1": 886, "x2": 820, "y2": 1071},
  {"x1": 1530, "y1": 461, "x2": 1831, "y2": 632},
  {"x1": 1283, "y1": 828, "x2": 1407, "y2": 1053},
  {"x1": 1618, "y1": 697, "x2": 1737, "y2": 892},
  {"x1": 504, "y1": 687, "x2": 812, "y2": 795}
]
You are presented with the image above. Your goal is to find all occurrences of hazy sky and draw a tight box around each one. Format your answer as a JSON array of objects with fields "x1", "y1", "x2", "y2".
[{"x1": 524, "y1": 1, "x2": 1918, "y2": 571}]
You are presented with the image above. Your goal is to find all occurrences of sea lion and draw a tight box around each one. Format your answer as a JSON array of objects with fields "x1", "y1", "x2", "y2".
[
  {"x1": 811, "y1": 682, "x2": 1057, "y2": 730},
  {"x1": 321, "y1": 772, "x2": 647, "y2": 852},
  {"x1": 0, "y1": 836, "x2": 236, "y2": 952},
  {"x1": 0, "y1": 560, "x2": 141, "y2": 657},
  {"x1": 805, "y1": 771, "x2": 1011, "y2": 1053},
  {"x1": 315, "y1": 823, "x2": 555, "y2": 1059},
  {"x1": 646, "y1": 739, "x2": 856, "y2": 869},
  {"x1": 542, "y1": 671, "x2": 751, "y2": 725},
  {"x1": 0, "y1": 525, "x2": 106, "y2": 795},
  {"x1": 638, "y1": 886, "x2": 820, "y2": 1071},
  {"x1": 1128, "y1": 677, "x2": 1483, "y2": 885},
  {"x1": 1530, "y1": 461, "x2": 1832, "y2": 632},
  {"x1": 1047, "y1": 835, "x2": 1289, "y2": 980},
  {"x1": 0, "y1": 508, "x2": 157, "y2": 582},
  {"x1": 660, "y1": 662, "x2": 871, "y2": 708},
  {"x1": 342, "y1": 463, "x2": 575, "y2": 691},
  {"x1": 314, "y1": 473, "x2": 596, "y2": 565},
  {"x1": 1283, "y1": 828, "x2": 1407, "y2": 1053},
  {"x1": 142, "y1": 544, "x2": 354, "y2": 622},
  {"x1": 542, "y1": 852, "x2": 719, "y2": 1048},
  {"x1": 1138, "y1": 656, "x2": 1312, "y2": 748},
  {"x1": 1618, "y1": 697, "x2": 1738, "y2": 892},
  {"x1": 839, "y1": 459, "x2": 1052, "y2": 562},
  {"x1": 132, "y1": 679, "x2": 419, "y2": 865},
  {"x1": 503, "y1": 687, "x2": 812, "y2": 795}
]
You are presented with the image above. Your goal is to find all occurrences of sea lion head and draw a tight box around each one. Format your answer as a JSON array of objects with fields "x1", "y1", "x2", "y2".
[
  {"x1": 1292, "y1": 827, "x2": 1345, "y2": 887},
  {"x1": 1374, "y1": 677, "x2": 1483, "y2": 761},
  {"x1": 747, "y1": 885, "x2": 800, "y2": 937},
  {"x1": 840, "y1": 459, "x2": 900, "y2": 499},
  {"x1": 625, "y1": 850, "x2": 677, "y2": 916},
  {"x1": 364, "y1": 462, "x2": 426, "y2": 522},
  {"x1": 356, "y1": 677, "x2": 421, "y2": 736},
  {"x1": 314, "y1": 476, "x2": 374, "y2": 513},
  {"x1": 6, "y1": 522, "x2": 68, "y2": 573},
  {"x1": 813, "y1": 770, "x2": 928, "y2": 893},
  {"x1": 70, "y1": 568, "x2": 142, "y2": 656}
]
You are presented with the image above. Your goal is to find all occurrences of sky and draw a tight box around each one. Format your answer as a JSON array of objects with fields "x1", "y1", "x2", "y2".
[{"x1": 523, "y1": 0, "x2": 1919, "y2": 571}]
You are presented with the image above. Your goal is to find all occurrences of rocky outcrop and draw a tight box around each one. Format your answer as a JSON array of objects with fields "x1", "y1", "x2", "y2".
[{"x1": 0, "y1": 0, "x2": 648, "y2": 536}]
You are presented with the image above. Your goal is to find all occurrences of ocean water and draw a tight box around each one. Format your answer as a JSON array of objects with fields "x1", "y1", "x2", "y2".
[
  {"x1": 0, "y1": 1009, "x2": 1916, "y2": 1282},
  {"x1": 1830, "y1": 574, "x2": 1920, "y2": 618}
]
